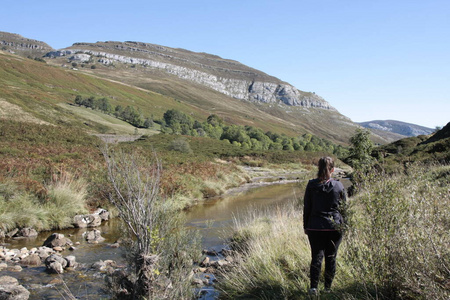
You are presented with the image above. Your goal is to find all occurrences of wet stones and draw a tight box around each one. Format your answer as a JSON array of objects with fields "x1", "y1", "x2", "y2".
[{"x1": 0, "y1": 276, "x2": 30, "y2": 300}]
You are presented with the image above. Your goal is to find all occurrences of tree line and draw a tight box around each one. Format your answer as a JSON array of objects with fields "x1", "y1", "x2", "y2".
[
  {"x1": 74, "y1": 95, "x2": 153, "y2": 128},
  {"x1": 161, "y1": 109, "x2": 347, "y2": 156}
]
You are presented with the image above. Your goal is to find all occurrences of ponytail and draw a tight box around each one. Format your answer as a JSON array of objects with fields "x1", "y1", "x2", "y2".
[{"x1": 317, "y1": 156, "x2": 334, "y2": 182}]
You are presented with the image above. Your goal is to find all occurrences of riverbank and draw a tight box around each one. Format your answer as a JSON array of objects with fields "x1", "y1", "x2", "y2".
[{"x1": 216, "y1": 163, "x2": 450, "y2": 300}]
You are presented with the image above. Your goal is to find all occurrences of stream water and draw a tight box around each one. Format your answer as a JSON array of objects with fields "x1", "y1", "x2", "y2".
[{"x1": 1, "y1": 178, "x2": 349, "y2": 299}]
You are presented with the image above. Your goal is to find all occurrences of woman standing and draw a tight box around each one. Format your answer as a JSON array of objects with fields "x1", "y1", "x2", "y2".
[{"x1": 303, "y1": 156, "x2": 347, "y2": 295}]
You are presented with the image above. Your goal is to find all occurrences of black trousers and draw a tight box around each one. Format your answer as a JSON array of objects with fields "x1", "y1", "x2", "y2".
[{"x1": 307, "y1": 230, "x2": 342, "y2": 289}]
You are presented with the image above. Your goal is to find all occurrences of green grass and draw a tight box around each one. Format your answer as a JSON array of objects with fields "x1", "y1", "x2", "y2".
[
  {"x1": 0, "y1": 177, "x2": 88, "y2": 232},
  {"x1": 218, "y1": 163, "x2": 450, "y2": 300}
]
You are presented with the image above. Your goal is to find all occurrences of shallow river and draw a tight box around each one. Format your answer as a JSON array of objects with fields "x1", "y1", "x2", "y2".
[{"x1": 2, "y1": 179, "x2": 349, "y2": 299}]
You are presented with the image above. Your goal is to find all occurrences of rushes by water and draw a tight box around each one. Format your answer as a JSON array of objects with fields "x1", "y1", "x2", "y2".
[
  {"x1": 0, "y1": 176, "x2": 88, "y2": 232},
  {"x1": 218, "y1": 163, "x2": 450, "y2": 300}
]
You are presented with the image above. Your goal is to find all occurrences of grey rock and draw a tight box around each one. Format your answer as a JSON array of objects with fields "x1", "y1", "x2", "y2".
[
  {"x1": 199, "y1": 257, "x2": 210, "y2": 267},
  {"x1": 17, "y1": 228, "x2": 38, "y2": 238},
  {"x1": 42, "y1": 233, "x2": 73, "y2": 248},
  {"x1": 83, "y1": 229, "x2": 105, "y2": 243},
  {"x1": 20, "y1": 254, "x2": 41, "y2": 266},
  {"x1": 6, "y1": 229, "x2": 18, "y2": 239},
  {"x1": 0, "y1": 275, "x2": 30, "y2": 300},
  {"x1": 64, "y1": 255, "x2": 77, "y2": 268},
  {"x1": 73, "y1": 214, "x2": 102, "y2": 228},
  {"x1": 44, "y1": 254, "x2": 67, "y2": 274},
  {"x1": 45, "y1": 48, "x2": 334, "y2": 110},
  {"x1": 93, "y1": 208, "x2": 110, "y2": 221}
]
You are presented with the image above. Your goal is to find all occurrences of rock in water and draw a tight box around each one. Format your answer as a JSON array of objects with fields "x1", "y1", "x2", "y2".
[
  {"x1": 0, "y1": 276, "x2": 30, "y2": 299},
  {"x1": 42, "y1": 233, "x2": 73, "y2": 248}
]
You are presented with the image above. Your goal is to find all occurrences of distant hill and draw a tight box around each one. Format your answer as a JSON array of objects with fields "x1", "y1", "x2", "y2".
[
  {"x1": 0, "y1": 31, "x2": 397, "y2": 145},
  {"x1": 359, "y1": 120, "x2": 434, "y2": 138},
  {"x1": 374, "y1": 121, "x2": 450, "y2": 169}
]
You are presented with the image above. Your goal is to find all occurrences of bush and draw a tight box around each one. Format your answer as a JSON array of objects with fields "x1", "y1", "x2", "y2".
[
  {"x1": 344, "y1": 163, "x2": 450, "y2": 299},
  {"x1": 169, "y1": 138, "x2": 193, "y2": 154},
  {"x1": 102, "y1": 147, "x2": 201, "y2": 299}
]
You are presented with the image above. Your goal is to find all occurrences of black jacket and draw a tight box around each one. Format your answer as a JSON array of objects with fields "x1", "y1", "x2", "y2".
[{"x1": 303, "y1": 178, "x2": 347, "y2": 231}]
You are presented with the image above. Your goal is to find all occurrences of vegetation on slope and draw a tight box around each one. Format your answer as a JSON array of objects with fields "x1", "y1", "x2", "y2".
[{"x1": 218, "y1": 163, "x2": 450, "y2": 300}]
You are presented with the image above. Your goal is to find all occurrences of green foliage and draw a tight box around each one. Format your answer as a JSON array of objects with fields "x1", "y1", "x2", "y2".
[
  {"x1": 0, "y1": 177, "x2": 88, "y2": 232},
  {"x1": 344, "y1": 164, "x2": 450, "y2": 299},
  {"x1": 219, "y1": 163, "x2": 450, "y2": 300},
  {"x1": 346, "y1": 128, "x2": 375, "y2": 171},
  {"x1": 169, "y1": 138, "x2": 193, "y2": 154}
]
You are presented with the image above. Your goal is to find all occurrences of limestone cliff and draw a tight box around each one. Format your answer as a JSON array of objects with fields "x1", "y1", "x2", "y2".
[
  {"x1": 0, "y1": 31, "x2": 53, "y2": 56},
  {"x1": 45, "y1": 41, "x2": 334, "y2": 110}
]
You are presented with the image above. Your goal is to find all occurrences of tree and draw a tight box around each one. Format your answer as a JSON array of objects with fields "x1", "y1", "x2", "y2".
[
  {"x1": 102, "y1": 147, "x2": 200, "y2": 299},
  {"x1": 347, "y1": 128, "x2": 375, "y2": 171},
  {"x1": 74, "y1": 95, "x2": 83, "y2": 106}
]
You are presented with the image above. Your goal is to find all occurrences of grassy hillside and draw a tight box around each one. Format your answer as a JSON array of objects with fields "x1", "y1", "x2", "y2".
[{"x1": 0, "y1": 50, "x2": 200, "y2": 134}]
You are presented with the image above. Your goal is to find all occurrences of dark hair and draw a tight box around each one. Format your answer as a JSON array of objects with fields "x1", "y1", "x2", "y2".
[{"x1": 317, "y1": 156, "x2": 334, "y2": 182}]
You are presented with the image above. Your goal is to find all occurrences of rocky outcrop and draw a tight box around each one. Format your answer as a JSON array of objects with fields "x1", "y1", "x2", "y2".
[
  {"x1": 45, "y1": 44, "x2": 334, "y2": 110},
  {"x1": 0, "y1": 31, "x2": 53, "y2": 55}
]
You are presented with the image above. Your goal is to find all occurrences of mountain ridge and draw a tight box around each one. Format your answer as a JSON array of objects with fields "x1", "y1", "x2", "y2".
[
  {"x1": 358, "y1": 120, "x2": 434, "y2": 137},
  {"x1": 1, "y1": 31, "x2": 393, "y2": 145}
]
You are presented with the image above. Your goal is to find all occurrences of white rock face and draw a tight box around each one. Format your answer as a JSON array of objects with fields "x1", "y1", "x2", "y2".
[{"x1": 46, "y1": 49, "x2": 334, "y2": 110}]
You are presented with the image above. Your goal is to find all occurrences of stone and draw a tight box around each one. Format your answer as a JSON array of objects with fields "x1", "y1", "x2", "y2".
[
  {"x1": 42, "y1": 233, "x2": 73, "y2": 248},
  {"x1": 199, "y1": 257, "x2": 210, "y2": 267},
  {"x1": 45, "y1": 254, "x2": 67, "y2": 274},
  {"x1": 0, "y1": 263, "x2": 7, "y2": 270},
  {"x1": 7, "y1": 265, "x2": 22, "y2": 272},
  {"x1": 91, "y1": 259, "x2": 116, "y2": 272},
  {"x1": 0, "y1": 276, "x2": 30, "y2": 300},
  {"x1": 73, "y1": 214, "x2": 102, "y2": 228},
  {"x1": 93, "y1": 208, "x2": 110, "y2": 221},
  {"x1": 18, "y1": 228, "x2": 38, "y2": 238},
  {"x1": 48, "y1": 278, "x2": 63, "y2": 285},
  {"x1": 6, "y1": 228, "x2": 18, "y2": 238},
  {"x1": 83, "y1": 229, "x2": 105, "y2": 243},
  {"x1": 64, "y1": 255, "x2": 77, "y2": 268},
  {"x1": 20, "y1": 254, "x2": 41, "y2": 266},
  {"x1": 53, "y1": 247, "x2": 63, "y2": 252},
  {"x1": 109, "y1": 243, "x2": 120, "y2": 248}
]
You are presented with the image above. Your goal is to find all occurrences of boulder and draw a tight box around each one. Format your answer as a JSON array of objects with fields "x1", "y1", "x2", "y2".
[
  {"x1": 64, "y1": 256, "x2": 77, "y2": 268},
  {"x1": 93, "y1": 208, "x2": 110, "y2": 221},
  {"x1": 20, "y1": 254, "x2": 41, "y2": 266},
  {"x1": 73, "y1": 214, "x2": 102, "y2": 228},
  {"x1": 0, "y1": 276, "x2": 30, "y2": 300},
  {"x1": 17, "y1": 228, "x2": 38, "y2": 238},
  {"x1": 42, "y1": 233, "x2": 72, "y2": 248},
  {"x1": 6, "y1": 229, "x2": 18, "y2": 239},
  {"x1": 83, "y1": 229, "x2": 105, "y2": 243},
  {"x1": 44, "y1": 254, "x2": 67, "y2": 274}
]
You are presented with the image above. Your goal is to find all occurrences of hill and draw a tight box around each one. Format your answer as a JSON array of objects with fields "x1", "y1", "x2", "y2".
[
  {"x1": 359, "y1": 119, "x2": 434, "y2": 139},
  {"x1": 0, "y1": 31, "x2": 391, "y2": 145},
  {"x1": 373, "y1": 121, "x2": 450, "y2": 171}
]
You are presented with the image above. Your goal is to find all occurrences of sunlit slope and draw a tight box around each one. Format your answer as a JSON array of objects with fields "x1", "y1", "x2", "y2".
[
  {"x1": 0, "y1": 50, "x2": 374, "y2": 144},
  {"x1": 0, "y1": 50, "x2": 199, "y2": 134}
]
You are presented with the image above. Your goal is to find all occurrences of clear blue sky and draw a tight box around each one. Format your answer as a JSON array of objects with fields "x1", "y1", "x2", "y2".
[{"x1": 2, "y1": 0, "x2": 449, "y2": 128}]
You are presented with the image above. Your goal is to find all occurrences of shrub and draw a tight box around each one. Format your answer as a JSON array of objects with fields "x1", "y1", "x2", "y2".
[
  {"x1": 102, "y1": 147, "x2": 201, "y2": 299},
  {"x1": 343, "y1": 163, "x2": 450, "y2": 299},
  {"x1": 169, "y1": 138, "x2": 193, "y2": 154}
]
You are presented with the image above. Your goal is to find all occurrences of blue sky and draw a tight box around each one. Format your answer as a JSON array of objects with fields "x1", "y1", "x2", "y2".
[{"x1": 2, "y1": 0, "x2": 449, "y2": 128}]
